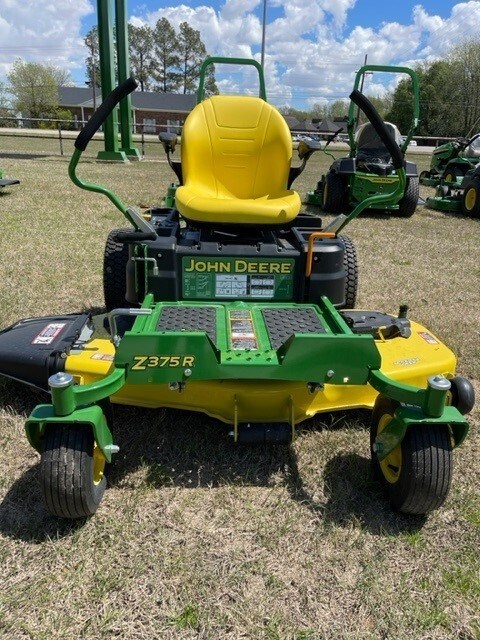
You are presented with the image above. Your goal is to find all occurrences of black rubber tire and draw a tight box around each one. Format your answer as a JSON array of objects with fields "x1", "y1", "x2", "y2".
[
  {"x1": 461, "y1": 178, "x2": 480, "y2": 218},
  {"x1": 419, "y1": 170, "x2": 430, "y2": 184},
  {"x1": 396, "y1": 177, "x2": 419, "y2": 218},
  {"x1": 340, "y1": 234, "x2": 358, "y2": 309},
  {"x1": 443, "y1": 165, "x2": 463, "y2": 183},
  {"x1": 41, "y1": 424, "x2": 106, "y2": 519},
  {"x1": 103, "y1": 228, "x2": 130, "y2": 311},
  {"x1": 322, "y1": 171, "x2": 346, "y2": 213},
  {"x1": 448, "y1": 376, "x2": 475, "y2": 415},
  {"x1": 370, "y1": 395, "x2": 453, "y2": 514}
]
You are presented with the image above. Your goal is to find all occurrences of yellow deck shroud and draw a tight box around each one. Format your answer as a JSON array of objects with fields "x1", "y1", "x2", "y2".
[{"x1": 65, "y1": 320, "x2": 456, "y2": 425}]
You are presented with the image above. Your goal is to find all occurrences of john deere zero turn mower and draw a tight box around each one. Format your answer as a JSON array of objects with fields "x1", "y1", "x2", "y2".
[
  {"x1": 0, "y1": 59, "x2": 474, "y2": 519},
  {"x1": 425, "y1": 162, "x2": 480, "y2": 217},
  {"x1": 420, "y1": 133, "x2": 480, "y2": 187},
  {"x1": 306, "y1": 65, "x2": 420, "y2": 218}
]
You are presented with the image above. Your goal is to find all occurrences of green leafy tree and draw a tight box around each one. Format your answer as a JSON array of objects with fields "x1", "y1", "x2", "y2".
[
  {"x1": 85, "y1": 27, "x2": 101, "y2": 88},
  {"x1": 447, "y1": 38, "x2": 480, "y2": 135},
  {"x1": 128, "y1": 24, "x2": 154, "y2": 91},
  {"x1": 177, "y1": 22, "x2": 217, "y2": 94},
  {"x1": 0, "y1": 82, "x2": 13, "y2": 127},
  {"x1": 7, "y1": 60, "x2": 69, "y2": 121},
  {"x1": 152, "y1": 17, "x2": 181, "y2": 92}
]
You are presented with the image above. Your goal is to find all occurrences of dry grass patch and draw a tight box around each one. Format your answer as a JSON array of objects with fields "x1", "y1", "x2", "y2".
[{"x1": 0, "y1": 144, "x2": 479, "y2": 639}]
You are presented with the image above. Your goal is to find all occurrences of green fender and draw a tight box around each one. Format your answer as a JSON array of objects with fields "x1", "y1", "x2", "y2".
[
  {"x1": 374, "y1": 404, "x2": 469, "y2": 461},
  {"x1": 25, "y1": 404, "x2": 115, "y2": 462}
]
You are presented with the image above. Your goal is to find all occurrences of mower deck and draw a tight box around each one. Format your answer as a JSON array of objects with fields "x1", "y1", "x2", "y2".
[{"x1": 0, "y1": 298, "x2": 457, "y2": 426}]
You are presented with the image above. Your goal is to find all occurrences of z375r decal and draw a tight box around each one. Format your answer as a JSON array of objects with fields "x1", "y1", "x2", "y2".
[{"x1": 131, "y1": 355, "x2": 196, "y2": 370}]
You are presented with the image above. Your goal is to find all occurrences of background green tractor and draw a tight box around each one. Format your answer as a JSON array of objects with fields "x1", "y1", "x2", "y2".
[
  {"x1": 420, "y1": 133, "x2": 480, "y2": 187},
  {"x1": 307, "y1": 65, "x2": 420, "y2": 218},
  {"x1": 425, "y1": 162, "x2": 480, "y2": 217}
]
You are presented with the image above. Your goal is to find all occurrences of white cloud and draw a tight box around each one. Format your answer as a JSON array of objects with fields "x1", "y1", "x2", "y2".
[
  {"x1": 0, "y1": 0, "x2": 94, "y2": 79},
  {"x1": 3, "y1": 0, "x2": 480, "y2": 109}
]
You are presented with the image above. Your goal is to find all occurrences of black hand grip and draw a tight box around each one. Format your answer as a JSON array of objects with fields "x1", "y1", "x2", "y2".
[
  {"x1": 113, "y1": 231, "x2": 157, "y2": 243},
  {"x1": 75, "y1": 77, "x2": 139, "y2": 151},
  {"x1": 349, "y1": 89, "x2": 404, "y2": 170}
]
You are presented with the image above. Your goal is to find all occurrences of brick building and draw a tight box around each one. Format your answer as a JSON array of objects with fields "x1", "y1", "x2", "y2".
[{"x1": 58, "y1": 86, "x2": 196, "y2": 133}]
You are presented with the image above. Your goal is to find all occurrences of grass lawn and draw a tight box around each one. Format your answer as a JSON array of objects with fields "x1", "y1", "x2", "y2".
[{"x1": 0, "y1": 140, "x2": 479, "y2": 640}]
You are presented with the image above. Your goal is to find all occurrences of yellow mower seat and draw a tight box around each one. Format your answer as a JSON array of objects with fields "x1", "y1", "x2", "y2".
[{"x1": 175, "y1": 95, "x2": 301, "y2": 225}]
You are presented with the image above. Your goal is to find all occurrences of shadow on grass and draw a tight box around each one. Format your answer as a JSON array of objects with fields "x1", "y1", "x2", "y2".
[
  {"x1": 0, "y1": 464, "x2": 87, "y2": 542},
  {"x1": 0, "y1": 396, "x2": 425, "y2": 539},
  {"x1": 107, "y1": 405, "x2": 294, "y2": 490},
  {"x1": 0, "y1": 151, "x2": 52, "y2": 160},
  {"x1": 284, "y1": 446, "x2": 426, "y2": 535}
]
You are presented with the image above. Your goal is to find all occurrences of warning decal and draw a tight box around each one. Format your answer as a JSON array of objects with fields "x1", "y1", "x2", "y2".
[
  {"x1": 32, "y1": 323, "x2": 66, "y2": 345},
  {"x1": 418, "y1": 331, "x2": 439, "y2": 345},
  {"x1": 228, "y1": 309, "x2": 258, "y2": 350}
]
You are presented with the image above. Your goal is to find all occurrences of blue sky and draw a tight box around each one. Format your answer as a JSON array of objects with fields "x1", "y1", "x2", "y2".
[{"x1": 1, "y1": 1, "x2": 479, "y2": 108}]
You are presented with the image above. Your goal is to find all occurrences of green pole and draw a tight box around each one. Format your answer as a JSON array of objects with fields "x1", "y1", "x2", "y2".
[
  {"x1": 115, "y1": 0, "x2": 141, "y2": 159},
  {"x1": 96, "y1": 0, "x2": 127, "y2": 161}
]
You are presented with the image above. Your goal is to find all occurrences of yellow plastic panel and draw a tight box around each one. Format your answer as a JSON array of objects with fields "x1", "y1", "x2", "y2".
[{"x1": 64, "y1": 320, "x2": 457, "y2": 426}]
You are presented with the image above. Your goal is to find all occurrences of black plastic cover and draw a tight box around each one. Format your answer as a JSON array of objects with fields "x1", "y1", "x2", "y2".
[
  {"x1": 0, "y1": 313, "x2": 90, "y2": 390},
  {"x1": 341, "y1": 310, "x2": 411, "y2": 339}
]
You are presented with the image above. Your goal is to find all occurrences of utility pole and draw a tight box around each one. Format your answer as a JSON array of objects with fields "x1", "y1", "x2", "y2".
[
  {"x1": 91, "y1": 37, "x2": 97, "y2": 111},
  {"x1": 261, "y1": 0, "x2": 267, "y2": 69}
]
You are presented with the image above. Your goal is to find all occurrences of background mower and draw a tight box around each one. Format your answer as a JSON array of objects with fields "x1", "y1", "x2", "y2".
[
  {"x1": 420, "y1": 132, "x2": 480, "y2": 187},
  {"x1": 425, "y1": 162, "x2": 480, "y2": 217},
  {"x1": 306, "y1": 65, "x2": 420, "y2": 218},
  {"x1": 0, "y1": 58, "x2": 473, "y2": 520}
]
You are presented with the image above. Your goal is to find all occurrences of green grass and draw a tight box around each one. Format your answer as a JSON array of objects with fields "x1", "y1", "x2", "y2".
[{"x1": 0, "y1": 138, "x2": 479, "y2": 639}]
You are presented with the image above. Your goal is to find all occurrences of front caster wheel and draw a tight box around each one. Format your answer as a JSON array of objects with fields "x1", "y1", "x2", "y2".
[
  {"x1": 41, "y1": 425, "x2": 107, "y2": 519},
  {"x1": 370, "y1": 396, "x2": 453, "y2": 515}
]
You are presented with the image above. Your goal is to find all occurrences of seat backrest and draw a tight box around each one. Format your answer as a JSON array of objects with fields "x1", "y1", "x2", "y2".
[
  {"x1": 180, "y1": 95, "x2": 293, "y2": 198},
  {"x1": 355, "y1": 122, "x2": 401, "y2": 163},
  {"x1": 464, "y1": 136, "x2": 480, "y2": 158}
]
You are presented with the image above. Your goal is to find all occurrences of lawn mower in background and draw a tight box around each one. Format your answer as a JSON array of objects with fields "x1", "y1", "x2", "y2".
[
  {"x1": 0, "y1": 58, "x2": 474, "y2": 521},
  {"x1": 0, "y1": 167, "x2": 19, "y2": 189},
  {"x1": 420, "y1": 133, "x2": 480, "y2": 187},
  {"x1": 306, "y1": 65, "x2": 420, "y2": 218},
  {"x1": 425, "y1": 162, "x2": 480, "y2": 217}
]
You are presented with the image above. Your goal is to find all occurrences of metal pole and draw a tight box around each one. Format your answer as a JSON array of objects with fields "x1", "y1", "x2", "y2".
[
  {"x1": 96, "y1": 0, "x2": 126, "y2": 161},
  {"x1": 355, "y1": 53, "x2": 368, "y2": 129},
  {"x1": 115, "y1": 0, "x2": 140, "y2": 158},
  {"x1": 261, "y1": 0, "x2": 267, "y2": 69}
]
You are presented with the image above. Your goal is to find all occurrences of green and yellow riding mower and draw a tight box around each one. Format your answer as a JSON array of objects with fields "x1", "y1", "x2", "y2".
[
  {"x1": 420, "y1": 133, "x2": 480, "y2": 188},
  {"x1": 306, "y1": 65, "x2": 420, "y2": 218},
  {"x1": 425, "y1": 162, "x2": 480, "y2": 217},
  {"x1": 0, "y1": 59, "x2": 474, "y2": 519},
  {"x1": 0, "y1": 167, "x2": 19, "y2": 189}
]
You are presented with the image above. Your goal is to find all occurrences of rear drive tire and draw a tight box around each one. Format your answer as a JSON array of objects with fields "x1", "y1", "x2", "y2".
[
  {"x1": 103, "y1": 228, "x2": 130, "y2": 311},
  {"x1": 340, "y1": 234, "x2": 358, "y2": 308},
  {"x1": 322, "y1": 171, "x2": 346, "y2": 213},
  {"x1": 41, "y1": 425, "x2": 106, "y2": 519},
  {"x1": 396, "y1": 177, "x2": 419, "y2": 218},
  {"x1": 370, "y1": 395, "x2": 453, "y2": 514},
  {"x1": 461, "y1": 178, "x2": 480, "y2": 217},
  {"x1": 443, "y1": 165, "x2": 463, "y2": 183},
  {"x1": 419, "y1": 170, "x2": 430, "y2": 184}
]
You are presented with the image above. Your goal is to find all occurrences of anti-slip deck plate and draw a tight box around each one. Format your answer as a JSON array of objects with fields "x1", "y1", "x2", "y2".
[
  {"x1": 262, "y1": 307, "x2": 325, "y2": 349},
  {"x1": 157, "y1": 306, "x2": 216, "y2": 343}
]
